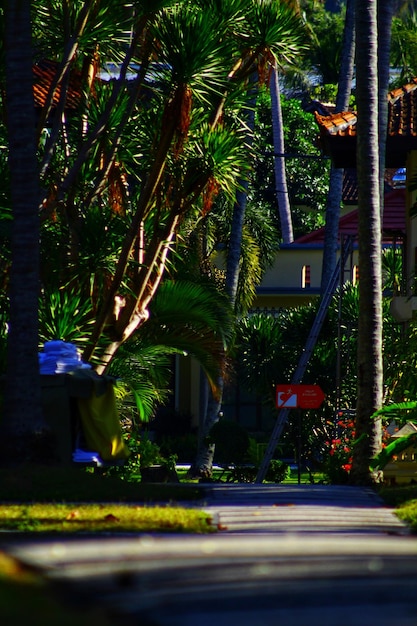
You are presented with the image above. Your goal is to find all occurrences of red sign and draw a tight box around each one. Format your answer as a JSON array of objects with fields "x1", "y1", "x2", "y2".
[{"x1": 276, "y1": 384, "x2": 325, "y2": 409}]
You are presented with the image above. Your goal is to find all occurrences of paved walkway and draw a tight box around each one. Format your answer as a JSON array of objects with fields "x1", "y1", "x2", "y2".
[
  {"x1": 3, "y1": 484, "x2": 417, "y2": 625},
  {"x1": 202, "y1": 483, "x2": 409, "y2": 534}
]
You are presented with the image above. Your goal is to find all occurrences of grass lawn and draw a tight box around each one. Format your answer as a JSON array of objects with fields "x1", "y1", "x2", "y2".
[
  {"x1": 0, "y1": 464, "x2": 212, "y2": 534},
  {"x1": 377, "y1": 484, "x2": 417, "y2": 532},
  {"x1": 0, "y1": 463, "x2": 214, "y2": 625}
]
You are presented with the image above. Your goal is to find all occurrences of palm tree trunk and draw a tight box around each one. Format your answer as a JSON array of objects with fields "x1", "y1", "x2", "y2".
[
  {"x1": 321, "y1": 0, "x2": 356, "y2": 292},
  {"x1": 271, "y1": 66, "x2": 293, "y2": 244},
  {"x1": 377, "y1": 0, "x2": 395, "y2": 204},
  {"x1": 350, "y1": 0, "x2": 383, "y2": 485},
  {"x1": 1, "y1": 1, "x2": 53, "y2": 465}
]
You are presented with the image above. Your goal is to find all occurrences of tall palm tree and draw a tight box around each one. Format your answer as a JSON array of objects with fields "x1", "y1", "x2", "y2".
[
  {"x1": 270, "y1": 65, "x2": 294, "y2": 243},
  {"x1": 377, "y1": 0, "x2": 396, "y2": 202},
  {"x1": 0, "y1": 1, "x2": 51, "y2": 464},
  {"x1": 350, "y1": 0, "x2": 383, "y2": 485},
  {"x1": 320, "y1": 0, "x2": 355, "y2": 292}
]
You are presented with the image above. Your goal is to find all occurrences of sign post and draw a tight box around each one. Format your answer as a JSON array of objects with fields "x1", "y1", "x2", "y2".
[{"x1": 275, "y1": 384, "x2": 325, "y2": 484}]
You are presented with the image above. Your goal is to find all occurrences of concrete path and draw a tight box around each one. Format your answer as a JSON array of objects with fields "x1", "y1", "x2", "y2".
[
  {"x1": 3, "y1": 484, "x2": 417, "y2": 626},
  {"x1": 201, "y1": 483, "x2": 409, "y2": 534}
]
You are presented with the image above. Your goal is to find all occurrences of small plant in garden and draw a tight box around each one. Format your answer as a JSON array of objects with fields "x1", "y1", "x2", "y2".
[
  {"x1": 104, "y1": 430, "x2": 175, "y2": 482},
  {"x1": 266, "y1": 459, "x2": 291, "y2": 483}
]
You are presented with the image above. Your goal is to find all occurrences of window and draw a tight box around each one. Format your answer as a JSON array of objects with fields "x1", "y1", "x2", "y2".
[{"x1": 302, "y1": 265, "x2": 311, "y2": 289}]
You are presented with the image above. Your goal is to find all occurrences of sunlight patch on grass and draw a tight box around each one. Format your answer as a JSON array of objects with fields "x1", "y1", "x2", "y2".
[
  {"x1": 394, "y1": 499, "x2": 417, "y2": 532},
  {"x1": 0, "y1": 503, "x2": 214, "y2": 534}
]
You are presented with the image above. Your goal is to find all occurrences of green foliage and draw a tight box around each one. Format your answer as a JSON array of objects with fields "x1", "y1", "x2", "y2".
[
  {"x1": 265, "y1": 459, "x2": 291, "y2": 483},
  {"x1": 109, "y1": 278, "x2": 235, "y2": 423},
  {"x1": 369, "y1": 401, "x2": 417, "y2": 472},
  {"x1": 234, "y1": 313, "x2": 288, "y2": 403},
  {"x1": 395, "y1": 499, "x2": 417, "y2": 533},
  {"x1": 390, "y1": 10, "x2": 417, "y2": 86},
  {"x1": 158, "y1": 433, "x2": 198, "y2": 463},
  {"x1": 302, "y1": 2, "x2": 346, "y2": 85},
  {"x1": 253, "y1": 88, "x2": 330, "y2": 231},
  {"x1": 371, "y1": 401, "x2": 417, "y2": 424},
  {"x1": 38, "y1": 288, "x2": 94, "y2": 346},
  {"x1": 371, "y1": 434, "x2": 417, "y2": 472},
  {"x1": 104, "y1": 430, "x2": 174, "y2": 483}
]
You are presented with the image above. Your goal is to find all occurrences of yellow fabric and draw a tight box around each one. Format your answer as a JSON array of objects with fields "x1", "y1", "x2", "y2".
[{"x1": 76, "y1": 384, "x2": 130, "y2": 461}]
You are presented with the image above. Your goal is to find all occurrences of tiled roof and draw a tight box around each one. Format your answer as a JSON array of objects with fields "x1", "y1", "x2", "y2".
[
  {"x1": 33, "y1": 60, "x2": 82, "y2": 110},
  {"x1": 387, "y1": 79, "x2": 417, "y2": 136},
  {"x1": 295, "y1": 188, "x2": 405, "y2": 244},
  {"x1": 315, "y1": 79, "x2": 417, "y2": 167},
  {"x1": 314, "y1": 110, "x2": 357, "y2": 137}
]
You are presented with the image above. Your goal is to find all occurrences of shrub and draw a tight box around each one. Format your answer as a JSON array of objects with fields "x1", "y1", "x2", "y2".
[{"x1": 265, "y1": 459, "x2": 290, "y2": 483}]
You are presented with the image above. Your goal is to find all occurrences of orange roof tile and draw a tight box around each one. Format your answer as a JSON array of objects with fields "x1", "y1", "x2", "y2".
[
  {"x1": 314, "y1": 78, "x2": 417, "y2": 167},
  {"x1": 314, "y1": 110, "x2": 357, "y2": 136},
  {"x1": 33, "y1": 60, "x2": 82, "y2": 110},
  {"x1": 387, "y1": 79, "x2": 417, "y2": 137},
  {"x1": 315, "y1": 78, "x2": 417, "y2": 140}
]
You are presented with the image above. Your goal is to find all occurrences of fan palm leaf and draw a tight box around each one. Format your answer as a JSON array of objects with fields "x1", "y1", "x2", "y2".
[{"x1": 109, "y1": 279, "x2": 235, "y2": 420}]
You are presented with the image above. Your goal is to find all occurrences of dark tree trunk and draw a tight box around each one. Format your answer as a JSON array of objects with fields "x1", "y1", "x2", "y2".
[
  {"x1": 350, "y1": 0, "x2": 383, "y2": 485},
  {"x1": 377, "y1": 0, "x2": 395, "y2": 203},
  {"x1": 1, "y1": 1, "x2": 52, "y2": 465}
]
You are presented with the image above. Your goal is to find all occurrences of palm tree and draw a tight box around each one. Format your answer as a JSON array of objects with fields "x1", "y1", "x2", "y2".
[
  {"x1": 350, "y1": 0, "x2": 383, "y2": 485},
  {"x1": 0, "y1": 1, "x2": 50, "y2": 464},
  {"x1": 270, "y1": 66, "x2": 294, "y2": 243},
  {"x1": 1, "y1": 1, "x2": 310, "y2": 466},
  {"x1": 377, "y1": 0, "x2": 396, "y2": 201},
  {"x1": 320, "y1": 0, "x2": 355, "y2": 291}
]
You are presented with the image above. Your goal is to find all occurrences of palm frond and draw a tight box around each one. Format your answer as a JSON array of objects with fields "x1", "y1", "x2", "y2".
[
  {"x1": 147, "y1": 279, "x2": 235, "y2": 349},
  {"x1": 185, "y1": 123, "x2": 251, "y2": 202},
  {"x1": 241, "y1": 0, "x2": 309, "y2": 68},
  {"x1": 371, "y1": 402, "x2": 417, "y2": 423},
  {"x1": 39, "y1": 288, "x2": 94, "y2": 346},
  {"x1": 151, "y1": 4, "x2": 231, "y2": 102},
  {"x1": 235, "y1": 227, "x2": 263, "y2": 315}
]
